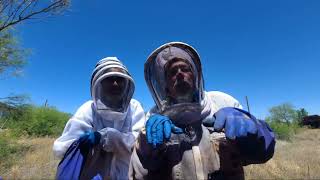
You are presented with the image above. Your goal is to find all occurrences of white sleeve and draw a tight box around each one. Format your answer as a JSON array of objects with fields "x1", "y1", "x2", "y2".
[
  {"x1": 130, "y1": 100, "x2": 146, "y2": 138},
  {"x1": 202, "y1": 91, "x2": 243, "y2": 126},
  {"x1": 52, "y1": 101, "x2": 94, "y2": 158},
  {"x1": 206, "y1": 91, "x2": 243, "y2": 110},
  {"x1": 129, "y1": 148, "x2": 149, "y2": 180},
  {"x1": 99, "y1": 99, "x2": 146, "y2": 154}
]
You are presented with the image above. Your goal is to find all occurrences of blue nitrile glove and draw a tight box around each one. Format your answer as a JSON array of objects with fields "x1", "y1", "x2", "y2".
[
  {"x1": 146, "y1": 114, "x2": 184, "y2": 148},
  {"x1": 79, "y1": 131, "x2": 101, "y2": 149},
  {"x1": 91, "y1": 173, "x2": 103, "y2": 180},
  {"x1": 213, "y1": 107, "x2": 258, "y2": 139},
  {"x1": 213, "y1": 107, "x2": 275, "y2": 163}
]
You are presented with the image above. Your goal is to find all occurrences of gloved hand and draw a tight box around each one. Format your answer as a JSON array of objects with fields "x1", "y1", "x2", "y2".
[
  {"x1": 146, "y1": 114, "x2": 184, "y2": 148},
  {"x1": 79, "y1": 131, "x2": 101, "y2": 148},
  {"x1": 213, "y1": 107, "x2": 258, "y2": 139},
  {"x1": 213, "y1": 107, "x2": 276, "y2": 163}
]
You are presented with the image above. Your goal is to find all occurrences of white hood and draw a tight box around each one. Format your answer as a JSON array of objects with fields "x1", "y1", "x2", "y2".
[
  {"x1": 144, "y1": 42, "x2": 204, "y2": 112},
  {"x1": 91, "y1": 57, "x2": 135, "y2": 118}
]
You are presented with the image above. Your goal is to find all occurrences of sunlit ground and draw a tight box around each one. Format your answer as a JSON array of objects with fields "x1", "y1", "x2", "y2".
[{"x1": 1, "y1": 129, "x2": 319, "y2": 179}]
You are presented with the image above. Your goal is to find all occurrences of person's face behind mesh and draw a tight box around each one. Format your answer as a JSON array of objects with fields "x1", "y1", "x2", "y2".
[
  {"x1": 165, "y1": 59, "x2": 195, "y2": 102},
  {"x1": 100, "y1": 68, "x2": 128, "y2": 109}
]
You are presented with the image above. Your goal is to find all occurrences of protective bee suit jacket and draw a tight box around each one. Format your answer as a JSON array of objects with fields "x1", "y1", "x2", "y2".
[
  {"x1": 129, "y1": 91, "x2": 247, "y2": 180},
  {"x1": 129, "y1": 42, "x2": 275, "y2": 180},
  {"x1": 53, "y1": 57, "x2": 145, "y2": 180}
]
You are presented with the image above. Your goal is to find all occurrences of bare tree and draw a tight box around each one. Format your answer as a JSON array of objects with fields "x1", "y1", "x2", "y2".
[{"x1": 0, "y1": 0, "x2": 69, "y2": 32}]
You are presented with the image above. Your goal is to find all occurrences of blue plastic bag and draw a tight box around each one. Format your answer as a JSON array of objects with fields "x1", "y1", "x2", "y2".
[{"x1": 56, "y1": 139, "x2": 88, "y2": 180}]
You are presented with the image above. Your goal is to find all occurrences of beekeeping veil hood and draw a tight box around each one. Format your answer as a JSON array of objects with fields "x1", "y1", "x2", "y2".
[
  {"x1": 91, "y1": 57, "x2": 135, "y2": 119},
  {"x1": 144, "y1": 42, "x2": 204, "y2": 113}
]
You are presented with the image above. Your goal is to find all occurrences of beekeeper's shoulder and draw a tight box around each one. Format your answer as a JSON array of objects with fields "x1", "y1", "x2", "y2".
[
  {"x1": 204, "y1": 91, "x2": 242, "y2": 108},
  {"x1": 129, "y1": 98, "x2": 144, "y2": 110},
  {"x1": 71, "y1": 100, "x2": 95, "y2": 123}
]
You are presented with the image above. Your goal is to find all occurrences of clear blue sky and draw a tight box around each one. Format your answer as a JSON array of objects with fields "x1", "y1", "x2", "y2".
[{"x1": 1, "y1": 0, "x2": 319, "y2": 119}]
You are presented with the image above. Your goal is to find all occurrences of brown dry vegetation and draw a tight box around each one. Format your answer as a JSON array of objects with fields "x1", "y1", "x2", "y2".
[
  {"x1": 244, "y1": 128, "x2": 320, "y2": 179},
  {"x1": 0, "y1": 129, "x2": 319, "y2": 179},
  {"x1": 0, "y1": 137, "x2": 59, "y2": 179}
]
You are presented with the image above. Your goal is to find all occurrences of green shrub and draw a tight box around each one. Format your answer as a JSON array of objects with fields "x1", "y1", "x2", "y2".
[
  {"x1": 267, "y1": 120, "x2": 300, "y2": 141},
  {"x1": 28, "y1": 106, "x2": 70, "y2": 136},
  {"x1": 3, "y1": 105, "x2": 71, "y2": 137}
]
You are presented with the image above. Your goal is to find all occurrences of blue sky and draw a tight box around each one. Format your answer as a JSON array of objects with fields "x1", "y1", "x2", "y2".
[{"x1": 1, "y1": 0, "x2": 320, "y2": 119}]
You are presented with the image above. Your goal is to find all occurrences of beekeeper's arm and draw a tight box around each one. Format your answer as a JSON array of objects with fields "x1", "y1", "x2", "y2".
[
  {"x1": 53, "y1": 101, "x2": 94, "y2": 158},
  {"x1": 205, "y1": 91, "x2": 275, "y2": 164},
  {"x1": 129, "y1": 130, "x2": 168, "y2": 180},
  {"x1": 129, "y1": 112, "x2": 182, "y2": 180},
  {"x1": 98, "y1": 100, "x2": 145, "y2": 155}
]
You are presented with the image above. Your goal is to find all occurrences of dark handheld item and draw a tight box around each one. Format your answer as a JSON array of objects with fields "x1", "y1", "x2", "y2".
[{"x1": 162, "y1": 103, "x2": 203, "y2": 128}]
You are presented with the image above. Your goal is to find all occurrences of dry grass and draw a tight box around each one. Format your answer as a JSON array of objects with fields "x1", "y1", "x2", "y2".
[
  {"x1": 0, "y1": 137, "x2": 59, "y2": 180},
  {"x1": 0, "y1": 129, "x2": 319, "y2": 179},
  {"x1": 244, "y1": 128, "x2": 320, "y2": 179}
]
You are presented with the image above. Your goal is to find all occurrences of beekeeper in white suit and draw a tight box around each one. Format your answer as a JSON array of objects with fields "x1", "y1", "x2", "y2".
[
  {"x1": 53, "y1": 57, "x2": 145, "y2": 180},
  {"x1": 129, "y1": 42, "x2": 275, "y2": 179}
]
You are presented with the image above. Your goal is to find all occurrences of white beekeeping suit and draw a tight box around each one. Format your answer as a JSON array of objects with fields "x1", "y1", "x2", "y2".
[{"x1": 53, "y1": 57, "x2": 145, "y2": 180}]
